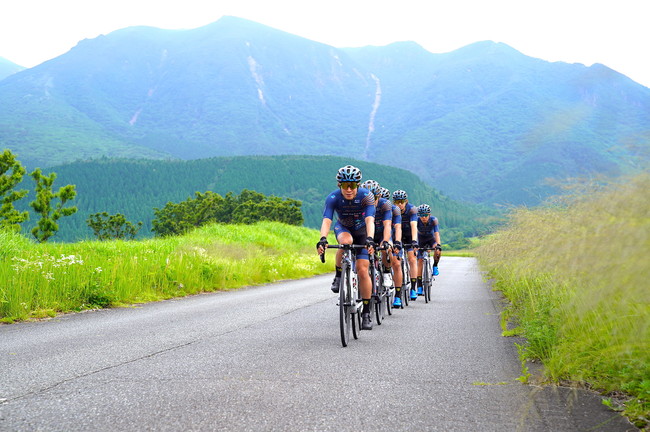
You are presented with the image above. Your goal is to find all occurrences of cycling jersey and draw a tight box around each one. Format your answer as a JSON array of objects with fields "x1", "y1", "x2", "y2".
[
  {"x1": 323, "y1": 188, "x2": 376, "y2": 231},
  {"x1": 417, "y1": 216, "x2": 439, "y2": 247},
  {"x1": 400, "y1": 203, "x2": 418, "y2": 242},
  {"x1": 373, "y1": 197, "x2": 393, "y2": 243}
]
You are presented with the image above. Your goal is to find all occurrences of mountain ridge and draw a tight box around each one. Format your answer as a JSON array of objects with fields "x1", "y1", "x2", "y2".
[{"x1": 1, "y1": 16, "x2": 648, "y2": 206}]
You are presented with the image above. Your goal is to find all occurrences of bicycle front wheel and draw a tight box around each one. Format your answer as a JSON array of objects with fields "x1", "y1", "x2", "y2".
[
  {"x1": 402, "y1": 260, "x2": 410, "y2": 307},
  {"x1": 339, "y1": 267, "x2": 351, "y2": 347},
  {"x1": 426, "y1": 261, "x2": 433, "y2": 302},
  {"x1": 423, "y1": 261, "x2": 431, "y2": 304},
  {"x1": 386, "y1": 284, "x2": 393, "y2": 316}
]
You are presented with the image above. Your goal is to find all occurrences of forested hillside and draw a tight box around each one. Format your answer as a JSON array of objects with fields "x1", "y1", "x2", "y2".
[
  {"x1": 16, "y1": 156, "x2": 501, "y2": 244},
  {"x1": 1, "y1": 16, "x2": 648, "y2": 207}
]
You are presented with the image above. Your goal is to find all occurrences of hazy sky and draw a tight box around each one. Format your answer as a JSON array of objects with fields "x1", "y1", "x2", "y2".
[{"x1": 1, "y1": 0, "x2": 648, "y2": 88}]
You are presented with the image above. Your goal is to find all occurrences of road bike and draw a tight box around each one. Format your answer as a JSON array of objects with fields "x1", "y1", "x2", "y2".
[
  {"x1": 399, "y1": 243, "x2": 415, "y2": 307},
  {"x1": 369, "y1": 244, "x2": 393, "y2": 324},
  {"x1": 321, "y1": 244, "x2": 365, "y2": 347},
  {"x1": 419, "y1": 247, "x2": 435, "y2": 303}
]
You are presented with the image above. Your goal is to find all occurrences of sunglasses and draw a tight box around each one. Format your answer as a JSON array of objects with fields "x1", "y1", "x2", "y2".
[
  {"x1": 339, "y1": 182, "x2": 359, "y2": 190},
  {"x1": 394, "y1": 199, "x2": 407, "y2": 204}
]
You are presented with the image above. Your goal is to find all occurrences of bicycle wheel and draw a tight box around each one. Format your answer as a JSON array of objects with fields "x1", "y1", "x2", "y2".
[
  {"x1": 402, "y1": 259, "x2": 410, "y2": 307},
  {"x1": 374, "y1": 290, "x2": 383, "y2": 325},
  {"x1": 386, "y1": 280, "x2": 393, "y2": 316},
  {"x1": 372, "y1": 264, "x2": 383, "y2": 325},
  {"x1": 423, "y1": 260, "x2": 431, "y2": 304},
  {"x1": 426, "y1": 260, "x2": 433, "y2": 302},
  {"x1": 339, "y1": 266, "x2": 351, "y2": 347},
  {"x1": 351, "y1": 273, "x2": 361, "y2": 340}
]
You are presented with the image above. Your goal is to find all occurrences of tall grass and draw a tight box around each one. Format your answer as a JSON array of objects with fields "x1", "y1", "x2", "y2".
[
  {"x1": 476, "y1": 173, "x2": 649, "y2": 427},
  {"x1": 1, "y1": 221, "x2": 331, "y2": 322}
]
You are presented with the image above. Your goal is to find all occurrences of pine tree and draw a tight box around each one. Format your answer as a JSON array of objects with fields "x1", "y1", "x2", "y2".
[
  {"x1": 0, "y1": 149, "x2": 29, "y2": 232},
  {"x1": 29, "y1": 169, "x2": 77, "y2": 242}
]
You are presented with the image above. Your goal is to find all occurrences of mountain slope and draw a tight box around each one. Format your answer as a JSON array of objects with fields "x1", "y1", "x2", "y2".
[
  {"x1": 0, "y1": 57, "x2": 24, "y2": 80},
  {"x1": 1, "y1": 17, "x2": 649, "y2": 206},
  {"x1": 345, "y1": 41, "x2": 650, "y2": 203}
]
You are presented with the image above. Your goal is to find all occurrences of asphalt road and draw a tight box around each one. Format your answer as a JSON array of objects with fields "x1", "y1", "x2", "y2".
[{"x1": 0, "y1": 257, "x2": 636, "y2": 431}]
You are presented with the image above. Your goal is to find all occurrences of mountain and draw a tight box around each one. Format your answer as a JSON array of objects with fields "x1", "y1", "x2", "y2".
[
  {"x1": 15, "y1": 155, "x2": 500, "y2": 243},
  {"x1": 1, "y1": 16, "x2": 649, "y2": 206},
  {"x1": 0, "y1": 57, "x2": 24, "y2": 80}
]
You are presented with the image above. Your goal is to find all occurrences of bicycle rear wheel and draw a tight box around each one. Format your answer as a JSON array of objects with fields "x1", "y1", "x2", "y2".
[{"x1": 339, "y1": 267, "x2": 351, "y2": 347}]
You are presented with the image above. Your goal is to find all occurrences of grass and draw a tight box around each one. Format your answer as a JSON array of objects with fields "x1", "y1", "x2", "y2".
[
  {"x1": 0, "y1": 221, "x2": 332, "y2": 323},
  {"x1": 476, "y1": 172, "x2": 650, "y2": 429}
]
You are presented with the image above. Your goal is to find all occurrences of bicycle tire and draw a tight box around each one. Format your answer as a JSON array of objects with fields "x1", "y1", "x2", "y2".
[
  {"x1": 426, "y1": 260, "x2": 433, "y2": 302},
  {"x1": 423, "y1": 259, "x2": 431, "y2": 304},
  {"x1": 374, "y1": 292, "x2": 383, "y2": 325},
  {"x1": 402, "y1": 258, "x2": 410, "y2": 307},
  {"x1": 351, "y1": 272, "x2": 361, "y2": 340},
  {"x1": 339, "y1": 265, "x2": 351, "y2": 347},
  {"x1": 372, "y1": 261, "x2": 383, "y2": 325}
]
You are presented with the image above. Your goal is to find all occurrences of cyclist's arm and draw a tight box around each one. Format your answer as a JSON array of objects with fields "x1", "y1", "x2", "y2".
[
  {"x1": 320, "y1": 218, "x2": 333, "y2": 239},
  {"x1": 394, "y1": 222, "x2": 402, "y2": 243},
  {"x1": 382, "y1": 219, "x2": 392, "y2": 243},
  {"x1": 410, "y1": 220, "x2": 418, "y2": 244},
  {"x1": 365, "y1": 215, "x2": 375, "y2": 239},
  {"x1": 431, "y1": 217, "x2": 440, "y2": 246}
]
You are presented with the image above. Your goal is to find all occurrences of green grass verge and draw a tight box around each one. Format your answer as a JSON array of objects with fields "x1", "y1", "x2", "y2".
[
  {"x1": 1, "y1": 221, "x2": 332, "y2": 323},
  {"x1": 476, "y1": 173, "x2": 649, "y2": 429}
]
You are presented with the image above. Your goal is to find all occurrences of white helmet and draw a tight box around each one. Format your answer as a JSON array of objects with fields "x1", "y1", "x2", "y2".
[{"x1": 336, "y1": 165, "x2": 362, "y2": 182}]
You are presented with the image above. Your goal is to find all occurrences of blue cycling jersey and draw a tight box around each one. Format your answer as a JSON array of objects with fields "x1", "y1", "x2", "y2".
[
  {"x1": 322, "y1": 188, "x2": 376, "y2": 231},
  {"x1": 391, "y1": 204, "x2": 402, "y2": 226},
  {"x1": 374, "y1": 197, "x2": 393, "y2": 231},
  {"x1": 417, "y1": 217, "x2": 439, "y2": 242},
  {"x1": 400, "y1": 203, "x2": 419, "y2": 239}
]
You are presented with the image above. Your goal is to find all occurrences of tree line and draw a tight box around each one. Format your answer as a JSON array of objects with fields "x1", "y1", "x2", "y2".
[{"x1": 1, "y1": 150, "x2": 304, "y2": 242}]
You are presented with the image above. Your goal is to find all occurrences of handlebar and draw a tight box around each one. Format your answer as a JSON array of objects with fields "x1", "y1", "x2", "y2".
[{"x1": 319, "y1": 243, "x2": 387, "y2": 263}]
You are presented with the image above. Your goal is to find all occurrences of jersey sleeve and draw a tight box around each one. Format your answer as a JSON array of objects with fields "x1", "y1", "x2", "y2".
[
  {"x1": 431, "y1": 217, "x2": 439, "y2": 233},
  {"x1": 360, "y1": 189, "x2": 376, "y2": 218},
  {"x1": 322, "y1": 191, "x2": 338, "y2": 220},
  {"x1": 392, "y1": 205, "x2": 402, "y2": 225},
  {"x1": 408, "y1": 205, "x2": 418, "y2": 223}
]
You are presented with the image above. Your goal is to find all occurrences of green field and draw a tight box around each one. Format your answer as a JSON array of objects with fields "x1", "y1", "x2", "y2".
[
  {"x1": 476, "y1": 172, "x2": 649, "y2": 428},
  {"x1": 1, "y1": 221, "x2": 332, "y2": 322}
]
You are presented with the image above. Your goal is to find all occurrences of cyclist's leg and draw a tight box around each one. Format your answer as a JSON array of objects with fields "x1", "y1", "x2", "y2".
[
  {"x1": 407, "y1": 249, "x2": 418, "y2": 300},
  {"x1": 353, "y1": 227, "x2": 373, "y2": 330},
  {"x1": 391, "y1": 249, "x2": 403, "y2": 307},
  {"x1": 330, "y1": 222, "x2": 353, "y2": 292}
]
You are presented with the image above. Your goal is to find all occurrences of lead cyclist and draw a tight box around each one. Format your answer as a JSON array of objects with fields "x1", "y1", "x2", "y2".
[{"x1": 317, "y1": 165, "x2": 377, "y2": 330}]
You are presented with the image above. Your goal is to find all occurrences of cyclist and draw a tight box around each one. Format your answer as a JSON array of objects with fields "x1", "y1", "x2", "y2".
[
  {"x1": 361, "y1": 180, "x2": 393, "y2": 288},
  {"x1": 317, "y1": 165, "x2": 376, "y2": 330},
  {"x1": 380, "y1": 187, "x2": 404, "y2": 308},
  {"x1": 393, "y1": 189, "x2": 419, "y2": 301},
  {"x1": 416, "y1": 204, "x2": 442, "y2": 295}
]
